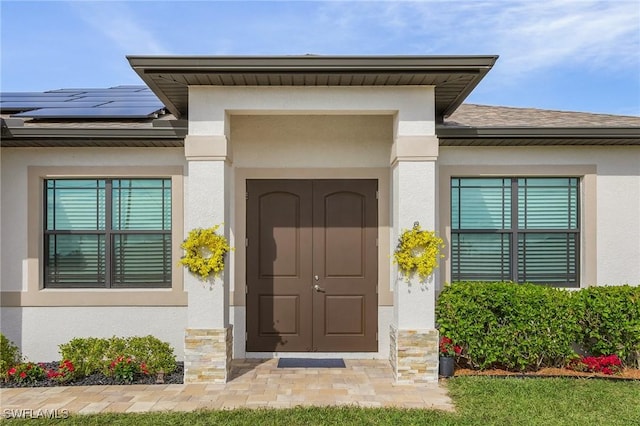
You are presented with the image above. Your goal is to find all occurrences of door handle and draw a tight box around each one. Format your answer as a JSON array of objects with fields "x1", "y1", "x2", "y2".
[{"x1": 313, "y1": 284, "x2": 326, "y2": 293}]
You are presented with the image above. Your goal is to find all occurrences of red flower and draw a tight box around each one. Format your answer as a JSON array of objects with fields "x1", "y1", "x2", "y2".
[
  {"x1": 439, "y1": 336, "x2": 463, "y2": 357},
  {"x1": 8, "y1": 367, "x2": 16, "y2": 376},
  {"x1": 19, "y1": 372, "x2": 27, "y2": 378},
  {"x1": 568, "y1": 354, "x2": 622, "y2": 375}
]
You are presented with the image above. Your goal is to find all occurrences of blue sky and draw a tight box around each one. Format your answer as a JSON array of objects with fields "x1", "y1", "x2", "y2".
[{"x1": 2, "y1": 0, "x2": 639, "y2": 115}]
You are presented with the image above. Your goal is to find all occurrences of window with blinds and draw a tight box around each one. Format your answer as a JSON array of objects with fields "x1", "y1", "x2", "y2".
[
  {"x1": 451, "y1": 177, "x2": 579, "y2": 287},
  {"x1": 44, "y1": 179, "x2": 171, "y2": 288}
]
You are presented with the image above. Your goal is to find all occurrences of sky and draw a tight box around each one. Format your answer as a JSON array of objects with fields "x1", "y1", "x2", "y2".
[{"x1": 1, "y1": 0, "x2": 639, "y2": 116}]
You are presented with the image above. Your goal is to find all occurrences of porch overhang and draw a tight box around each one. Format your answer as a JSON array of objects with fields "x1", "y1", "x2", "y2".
[{"x1": 127, "y1": 55, "x2": 498, "y2": 120}]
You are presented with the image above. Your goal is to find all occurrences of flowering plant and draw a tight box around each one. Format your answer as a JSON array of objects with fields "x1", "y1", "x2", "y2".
[
  {"x1": 394, "y1": 223, "x2": 444, "y2": 281},
  {"x1": 179, "y1": 225, "x2": 232, "y2": 281},
  {"x1": 46, "y1": 359, "x2": 76, "y2": 383},
  {"x1": 568, "y1": 354, "x2": 622, "y2": 375},
  {"x1": 7, "y1": 362, "x2": 46, "y2": 384},
  {"x1": 439, "y1": 336, "x2": 462, "y2": 357},
  {"x1": 109, "y1": 356, "x2": 149, "y2": 383}
]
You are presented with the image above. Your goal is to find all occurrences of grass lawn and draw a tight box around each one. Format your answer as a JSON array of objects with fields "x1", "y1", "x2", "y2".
[{"x1": 8, "y1": 377, "x2": 640, "y2": 425}]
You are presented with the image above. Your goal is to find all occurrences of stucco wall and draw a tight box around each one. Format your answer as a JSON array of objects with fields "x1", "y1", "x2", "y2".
[
  {"x1": 231, "y1": 115, "x2": 393, "y2": 168},
  {"x1": 0, "y1": 147, "x2": 188, "y2": 361},
  {"x1": 1, "y1": 307, "x2": 186, "y2": 361},
  {"x1": 439, "y1": 146, "x2": 640, "y2": 286}
]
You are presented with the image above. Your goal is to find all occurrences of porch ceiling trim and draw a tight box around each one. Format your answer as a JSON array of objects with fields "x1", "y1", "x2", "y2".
[{"x1": 127, "y1": 55, "x2": 499, "y2": 119}]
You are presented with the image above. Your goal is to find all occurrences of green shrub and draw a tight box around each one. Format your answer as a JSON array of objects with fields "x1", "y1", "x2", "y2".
[
  {"x1": 0, "y1": 333, "x2": 21, "y2": 379},
  {"x1": 59, "y1": 337, "x2": 110, "y2": 377},
  {"x1": 572, "y1": 285, "x2": 640, "y2": 366},
  {"x1": 59, "y1": 335, "x2": 177, "y2": 376},
  {"x1": 436, "y1": 281, "x2": 580, "y2": 371},
  {"x1": 124, "y1": 336, "x2": 177, "y2": 375}
]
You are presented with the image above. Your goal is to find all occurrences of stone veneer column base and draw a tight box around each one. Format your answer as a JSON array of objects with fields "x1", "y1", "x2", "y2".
[
  {"x1": 184, "y1": 327, "x2": 233, "y2": 384},
  {"x1": 390, "y1": 325, "x2": 439, "y2": 383}
]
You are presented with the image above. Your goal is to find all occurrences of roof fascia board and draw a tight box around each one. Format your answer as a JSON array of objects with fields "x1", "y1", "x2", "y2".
[
  {"x1": 436, "y1": 126, "x2": 640, "y2": 138},
  {"x1": 127, "y1": 55, "x2": 499, "y2": 71},
  {"x1": 2, "y1": 126, "x2": 187, "y2": 139},
  {"x1": 440, "y1": 138, "x2": 640, "y2": 146},
  {"x1": 1, "y1": 139, "x2": 183, "y2": 148}
]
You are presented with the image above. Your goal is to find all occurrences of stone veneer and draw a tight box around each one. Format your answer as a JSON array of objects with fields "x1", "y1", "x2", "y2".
[
  {"x1": 389, "y1": 325, "x2": 439, "y2": 383},
  {"x1": 184, "y1": 327, "x2": 233, "y2": 383}
]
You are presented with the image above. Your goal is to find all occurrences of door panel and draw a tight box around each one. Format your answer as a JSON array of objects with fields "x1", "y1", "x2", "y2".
[
  {"x1": 246, "y1": 179, "x2": 377, "y2": 352},
  {"x1": 246, "y1": 180, "x2": 312, "y2": 352},
  {"x1": 312, "y1": 180, "x2": 378, "y2": 351},
  {"x1": 322, "y1": 191, "x2": 366, "y2": 277}
]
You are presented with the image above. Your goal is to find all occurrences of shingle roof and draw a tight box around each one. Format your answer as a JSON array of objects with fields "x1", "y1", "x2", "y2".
[{"x1": 445, "y1": 104, "x2": 640, "y2": 128}]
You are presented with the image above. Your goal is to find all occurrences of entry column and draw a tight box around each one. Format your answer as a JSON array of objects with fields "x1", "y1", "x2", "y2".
[
  {"x1": 183, "y1": 135, "x2": 233, "y2": 383},
  {"x1": 390, "y1": 134, "x2": 440, "y2": 383}
]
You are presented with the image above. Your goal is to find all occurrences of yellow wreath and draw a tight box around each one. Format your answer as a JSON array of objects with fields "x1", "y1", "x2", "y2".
[
  {"x1": 179, "y1": 225, "x2": 232, "y2": 281},
  {"x1": 393, "y1": 223, "x2": 445, "y2": 281}
]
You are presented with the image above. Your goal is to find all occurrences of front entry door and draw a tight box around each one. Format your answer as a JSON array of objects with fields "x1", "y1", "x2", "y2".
[{"x1": 246, "y1": 179, "x2": 378, "y2": 352}]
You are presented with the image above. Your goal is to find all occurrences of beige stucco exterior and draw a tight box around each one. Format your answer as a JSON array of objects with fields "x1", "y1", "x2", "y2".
[
  {"x1": 1, "y1": 84, "x2": 638, "y2": 380},
  {"x1": 0, "y1": 147, "x2": 188, "y2": 360},
  {"x1": 438, "y1": 146, "x2": 640, "y2": 286}
]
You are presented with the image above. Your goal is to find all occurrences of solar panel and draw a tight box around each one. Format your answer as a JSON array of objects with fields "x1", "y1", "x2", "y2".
[
  {"x1": 96, "y1": 101, "x2": 165, "y2": 108},
  {"x1": 1, "y1": 96, "x2": 81, "y2": 101},
  {"x1": 14, "y1": 106, "x2": 165, "y2": 119},
  {"x1": 1, "y1": 85, "x2": 165, "y2": 119},
  {"x1": 0, "y1": 101, "x2": 105, "y2": 111},
  {"x1": 71, "y1": 96, "x2": 161, "y2": 103},
  {"x1": 2, "y1": 92, "x2": 78, "y2": 97}
]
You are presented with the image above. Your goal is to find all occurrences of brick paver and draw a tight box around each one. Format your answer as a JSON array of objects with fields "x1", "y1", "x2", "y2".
[{"x1": 0, "y1": 359, "x2": 454, "y2": 415}]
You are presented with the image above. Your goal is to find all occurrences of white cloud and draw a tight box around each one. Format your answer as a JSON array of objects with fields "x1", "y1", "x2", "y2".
[
  {"x1": 68, "y1": 1, "x2": 168, "y2": 55},
  {"x1": 317, "y1": 0, "x2": 640, "y2": 79},
  {"x1": 485, "y1": 0, "x2": 640, "y2": 76}
]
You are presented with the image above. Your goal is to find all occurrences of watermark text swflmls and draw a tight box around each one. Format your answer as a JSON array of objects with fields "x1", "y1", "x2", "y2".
[{"x1": 3, "y1": 408, "x2": 70, "y2": 419}]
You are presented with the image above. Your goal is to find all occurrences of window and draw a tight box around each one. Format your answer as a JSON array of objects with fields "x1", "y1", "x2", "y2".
[
  {"x1": 44, "y1": 179, "x2": 171, "y2": 288},
  {"x1": 451, "y1": 177, "x2": 579, "y2": 287}
]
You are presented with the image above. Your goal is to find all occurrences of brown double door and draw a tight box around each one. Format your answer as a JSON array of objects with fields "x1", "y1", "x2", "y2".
[{"x1": 246, "y1": 179, "x2": 378, "y2": 352}]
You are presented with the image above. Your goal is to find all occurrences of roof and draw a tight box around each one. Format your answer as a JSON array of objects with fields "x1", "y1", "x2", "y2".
[
  {"x1": 127, "y1": 55, "x2": 498, "y2": 120},
  {"x1": 437, "y1": 104, "x2": 640, "y2": 145},
  {"x1": 2, "y1": 82, "x2": 639, "y2": 147},
  {"x1": 0, "y1": 86, "x2": 165, "y2": 119},
  {"x1": 446, "y1": 104, "x2": 640, "y2": 127}
]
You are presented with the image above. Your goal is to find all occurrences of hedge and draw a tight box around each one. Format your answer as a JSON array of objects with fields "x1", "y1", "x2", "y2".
[
  {"x1": 436, "y1": 282, "x2": 640, "y2": 371},
  {"x1": 573, "y1": 285, "x2": 640, "y2": 365},
  {"x1": 59, "y1": 335, "x2": 177, "y2": 377}
]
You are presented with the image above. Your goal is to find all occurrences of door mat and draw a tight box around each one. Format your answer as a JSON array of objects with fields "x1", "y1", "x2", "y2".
[{"x1": 277, "y1": 358, "x2": 346, "y2": 368}]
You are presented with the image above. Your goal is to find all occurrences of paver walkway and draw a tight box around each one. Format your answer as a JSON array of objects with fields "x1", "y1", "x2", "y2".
[{"x1": 0, "y1": 359, "x2": 454, "y2": 415}]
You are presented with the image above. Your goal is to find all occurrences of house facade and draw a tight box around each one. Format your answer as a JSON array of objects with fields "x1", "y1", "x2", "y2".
[{"x1": 1, "y1": 56, "x2": 639, "y2": 383}]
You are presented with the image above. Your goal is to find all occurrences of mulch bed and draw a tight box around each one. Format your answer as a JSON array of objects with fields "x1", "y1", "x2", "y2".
[
  {"x1": 452, "y1": 367, "x2": 640, "y2": 380},
  {"x1": 0, "y1": 362, "x2": 184, "y2": 388}
]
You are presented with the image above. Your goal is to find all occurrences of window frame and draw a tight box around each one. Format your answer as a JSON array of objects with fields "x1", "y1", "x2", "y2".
[
  {"x1": 43, "y1": 178, "x2": 173, "y2": 289},
  {"x1": 3, "y1": 165, "x2": 187, "y2": 308},
  {"x1": 450, "y1": 177, "x2": 581, "y2": 287},
  {"x1": 438, "y1": 165, "x2": 597, "y2": 290}
]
